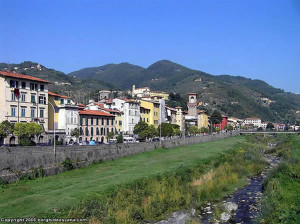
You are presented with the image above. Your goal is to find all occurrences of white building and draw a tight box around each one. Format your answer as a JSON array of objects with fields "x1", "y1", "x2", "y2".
[
  {"x1": 132, "y1": 85, "x2": 150, "y2": 98},
  {"x1": 0, "y1": 71, "x2": 50, "y2": 145},
  {"x1": 243, "y1": 117, "x2": 262, "y2": 127},
  {"x1": 112, "y1": 98, "x2": 140, "y2": 135}
]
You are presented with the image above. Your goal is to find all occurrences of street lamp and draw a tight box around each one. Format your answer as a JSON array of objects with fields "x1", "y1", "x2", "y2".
[{"x1": 48, "y1": 101, "x2": 56, "y2": 163}]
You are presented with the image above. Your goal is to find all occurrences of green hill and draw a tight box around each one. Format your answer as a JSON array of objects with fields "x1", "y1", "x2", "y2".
[{"x1": 1, "y1": 60, "x2": 299, "y2": 123}]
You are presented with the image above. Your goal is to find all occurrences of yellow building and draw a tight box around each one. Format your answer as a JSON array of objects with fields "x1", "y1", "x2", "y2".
[
  {"x1": 140, "y1": 100, "x2": 160, "y2": 128},
  {"x1": 198, "y1": 110, "x2": 209, "y2": 128},
  {"x1": 100, "y1": 108, "x2": 123, "y2": 134},
  {"x1": 140, "y1": 106, "x2": 151, "y2": 124},
  {"x1": 149, "y1": 91, "x2": 169, "y2": 100},
  {"x1": 48, "y1": 92, "x2": 60, "y2": 130}
]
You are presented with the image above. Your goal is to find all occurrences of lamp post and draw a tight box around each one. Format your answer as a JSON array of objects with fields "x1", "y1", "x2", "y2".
[{"x1": 48, "y1": 101, "x2": 56, "y2": 163}]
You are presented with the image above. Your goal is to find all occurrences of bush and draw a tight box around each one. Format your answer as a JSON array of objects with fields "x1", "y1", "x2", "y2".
[{"x1": 62, "y1": 158, "x2": 74, "y2": 171}]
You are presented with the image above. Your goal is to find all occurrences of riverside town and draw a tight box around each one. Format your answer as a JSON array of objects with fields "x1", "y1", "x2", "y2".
[{"x1": 1, "y1": 1, "x2": 299, "y2": 224}]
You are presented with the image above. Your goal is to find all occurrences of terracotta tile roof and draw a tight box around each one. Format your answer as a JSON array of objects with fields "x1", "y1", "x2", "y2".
[
  {"x1": 48, "y1": 91, "x2": 71, "y2": 99},
  {"x1": 0, "y1": 70, "x2": 50, "y2": 83},
  {"x1": 79, "y1": 110, "x2": 114, "y2": 117},
  {"x1": 101, "y1": 108, "x2": 121, "y2": 113}
]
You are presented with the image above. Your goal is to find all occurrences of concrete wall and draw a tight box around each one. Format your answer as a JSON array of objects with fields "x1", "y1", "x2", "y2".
[{"x1": 0, "y1": 132, "x2": 239, "y2": 183}]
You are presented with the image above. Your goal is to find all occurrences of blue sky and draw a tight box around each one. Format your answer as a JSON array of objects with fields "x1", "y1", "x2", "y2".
[{"x1": 0, "y1": 0, "x2": 299, "y2": 93}]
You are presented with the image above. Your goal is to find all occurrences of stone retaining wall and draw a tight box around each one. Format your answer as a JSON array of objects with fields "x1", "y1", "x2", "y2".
[{"x1": 0, "y1": 132, "x2": 239, "y2": 183}]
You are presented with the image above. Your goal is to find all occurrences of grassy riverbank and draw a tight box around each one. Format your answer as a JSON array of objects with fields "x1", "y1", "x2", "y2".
[
  {"x1": 67, "y1": 135, "x2": 269, "y2": 223},
  {"x1": 258, "y1": 135, "x2": 300, "y2": 224},
  {"x1": 0, "y1": 136, "x2": 244, "y2": 218}
]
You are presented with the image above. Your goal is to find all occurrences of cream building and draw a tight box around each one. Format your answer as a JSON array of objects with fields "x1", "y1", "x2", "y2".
[{"x1": 0, "y1": 71, "x2": 49, "y2": 145}]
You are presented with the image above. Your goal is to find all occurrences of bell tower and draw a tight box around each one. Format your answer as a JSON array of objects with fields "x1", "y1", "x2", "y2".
[{"x1": 187, "y1": 93, "x2": 197, "y2": 117}]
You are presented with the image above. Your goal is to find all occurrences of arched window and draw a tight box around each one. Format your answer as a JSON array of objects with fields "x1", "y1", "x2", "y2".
[
  {"x1": 85, "y1": 127, "x2": 89, "y2": 136},
  {"x1": 107, "y1": 128, "x2": 109, "y2": 134},
  {"x1": 80, "y1": 127, "x2": 83, "y2": 135},
  {"x1": 101, "y1": 128, "x2": 103, "y2": 135},
  {"x1": 91, "y1": 127, "x2": 94, "y2": 136},
  {"x1": 96, "y1": 127, "x2": 99, "y2": 135}
]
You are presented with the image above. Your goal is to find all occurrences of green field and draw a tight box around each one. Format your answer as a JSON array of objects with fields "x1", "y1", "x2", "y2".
[{"x1": 0, "y1": 136, "x2": 244, "y2": 218}]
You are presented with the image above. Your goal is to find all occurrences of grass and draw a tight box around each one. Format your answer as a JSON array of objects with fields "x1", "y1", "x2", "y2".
[
  {"x1": 68, "y1": 135, "x2": 267, "y2": 223},
  {"x1": 0, "y1": 136, "x2": 244, "y2": 218},
  {"x1": 258, "y1": 135, "x2": 300, "y2": 224}
]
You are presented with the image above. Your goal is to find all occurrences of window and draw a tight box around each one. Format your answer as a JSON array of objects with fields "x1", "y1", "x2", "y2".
[
  {"x1": 11, "y1": 107, "x2": 16, "y2": 117},
  {"x1": 91, "y1": 117, "x2": 93, "y2": 125},
  {"x1": 102, "y1": 118, "x2": 104, "y2": 125},
  {"x1": 119, "y1": 121, "x2": 122, "y2": 125},
  {"x1": 67, "y1": 99, "x2": 71, "y2": 104},
  {"x1": 15, "y1": 81, "x2": 19, "y2": 88},
  {"x1": 21, "y1": 108, "x2": 26, "y2": 117},
  {"x1": 40, "y1": 85, "x2": 44, "y2": 91},
  {"x1": 85, "y1": 127, "x2": 89, "y2": 136},
  {"x1": 10, "y1": 80, "x2": 15, "y2": 88},
  {"x1": 80, "y1": 127, "x2": 83, "y2": 135},
  {"x1": 35, "y1": 84, "x2": 38, "y2": 91},
  {"x1": 107, "y1": 128, "x2": 109, "y2": 134},
  {"x1": 96, "y1": 127, "x2": 99, "y2": 135},
  {"x1": 31, "y1": 108, "x2": 35, "y2": 118},
  {"x1": 30, "y1": 83, "x2": 35, "y2": 90},
  {"x1": 96, "y1": 118, "x2": 99, "y2": 125},
  {"x1": 31, "y1": 95, "x2": 36, "y2": 103},
  {"x1": 91, "y1": 127, "x2": 94, "y2": 136},
  {"x1": 54, "y1": 96, "x2": 59, "y2": 101},
  {"x1": 111, "y1": 119, "x2": 114, "y2": 125},
  {"x1": 107, "y1": 118, "x2": 109, "y2": 125},
  {"x1": 111, "y1": 128, "x2": 114, "y2": 133},
  {"x1": 39, "y1": 96, "x2": 44, "y2": 104},
  {"x1": 21, "y1": 82, "x2": 26, "y2": 89},
  {"x1": 21, "y1": 93, "x2": 26, "y2": 102},
  {"x1": 101, "y1": 128, "x2": 103, "y2": 135},
  {"x1": 40, "y1": 109, "x2": 44, "y2": 118},
  {"x1": 11, "y1": 92, "x2": 16, "y2": 101},
  {"x1": 60, "y1": 99, "x2": 64, "y2": 104},
  {"x1": 80, "y1": 116, "x2": 83, "y2": 125},
  {"x1": 85, "y1": 117, "x2": 88, "y2": 125}
]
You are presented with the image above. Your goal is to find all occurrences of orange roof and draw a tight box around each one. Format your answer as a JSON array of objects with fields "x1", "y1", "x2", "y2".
[
  {"x1": 79, "y1": 110, "x2": 114, "y2": 117},
  {"x1": 48, "y1": 91, "x2": 71, "y2": 99},
  {"x1": 136, "y1": 86, "x2": 149, "y2": 90},
  {"x1": 0, "y1": 70, "x2": 50, "y2": 83},
  {"x1": 101, "y1": 108, "x2": 121, "y2": 113}
]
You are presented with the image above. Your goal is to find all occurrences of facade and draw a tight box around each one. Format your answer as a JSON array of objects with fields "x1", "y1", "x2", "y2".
[
  {"x1": 214, "y1": 116, "x2": 228, "y2": 130},
  {"x1": 140, "y1": 106, "x2": 151, "y2": 124},
  {"x1": 100, "y1": 108, "x2": 123, "y2": 134},
  {"x1": 243, "y1": 117, "x2": 262, "y2": 128},
  {"x1": 198, "y1": 110, "x2": 209, "y2": 128},
  {"x1": 78, "y1": 110, "x2": 115, "y2": 143},
  {"x1": 175, "y1": 107, "x2": 185, "y2": 132},
  {"x1": 0, "y1": 71, "x2": 49, "y2": 145},
  {"x1": 98, "y1": 90, "x2": 111, "y2": 101},
  {"x1": 112, "y1": 98, "x2": 140, "y2": 135},
  {"x1": 139, "y1": 100, "x2": 160, "y2": 128},
  {"x1": 48, "y1": 92, "x2": 79, "y2": 144},
  {"x1": 187, "y1": 93, "x2": 198, "y2": 117},
  {"x1": 149, "y1": 91, "x2": 169, "y2": 100},
  {"x1": 132, "y1": 85, "x2": 150, "y2": 98}
]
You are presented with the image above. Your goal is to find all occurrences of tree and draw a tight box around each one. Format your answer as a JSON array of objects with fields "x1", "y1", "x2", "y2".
[
  {"x1": 133, "y1": 121, "x2": 149, "y2": 135},
  {"x1": 70, "y1": 128, "x2": 80, "y2": 138},
  {"x1": 209, "y1": 110, "x2": 223, "y2": 125},
  {"x1": 189, "y1": 125, "x2": 199, "y2": 135},
  {"x1": 139, "y1": 125, "x2": 158, "y2": 139},
  {"x1": 14, "y1": 122, "x2": 43, "y2": 146},
  {"x1": 0, "y1": 121, "x2": 14, "y2": 138},
  {"x1": 266, "y1": 122, "x2": 274, "y2": 130},
  {"x1": 117, "y1": 134, "x2": 123, "y2": 143},
  {"x1": 158, "y1": 123, "x2": 174, "y2": 137},
  {"x1": 225, "y1": 125, "x2": 234, "y2": 131},
  {"x1": 107, "y1": 132, "x2": 114, "y2": 140}
]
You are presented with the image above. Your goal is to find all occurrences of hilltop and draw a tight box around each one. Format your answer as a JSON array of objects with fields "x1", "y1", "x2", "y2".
[{"x1": 1, "y1": 60, "x2": 299, "y2": 123}]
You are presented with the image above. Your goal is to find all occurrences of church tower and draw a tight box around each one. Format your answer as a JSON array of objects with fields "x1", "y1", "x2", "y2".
[{"x1": 187, "y1": 93, "x2": 198, "y2": 117}]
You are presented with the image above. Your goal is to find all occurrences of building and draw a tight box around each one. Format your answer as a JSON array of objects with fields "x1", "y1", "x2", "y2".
[
  {"x1": 175, "y1": 107, "x2": 185, "y2": 132},
  {"x1": 100, "y1": 108, "x2": 123, "y2": 134},
  {"x1": 112, "y1": 98, "x2": 140, "y2": 135},
  {"x1": 48, "y1": 92, "x2": 79, "y2": 144},
  {"x1": 78, "y1": 110, "x2": 115, "y2": 143},
  {"x1": 198, "y1": 110, "x2": 209, "y2": 128},
  {"x1": 214, "y1": 116, "x2": 228, "y2": 130},
  {"x1": 140, "y1": 106, "x2": 151, "y2": 124},
  {"x1": 165, "y1": 106, "x2": 177, "y2": 124},
  {"x1": 132, "y1": 85, "x2": 150, "y2": 98},
  {"x1": 243, "y1": 117, "x2": 262, "y2": 128},
  {"x1": 0, "y1": 71, "x2": 50, "y2": 145},
  {"x1": 149, "y1": 91, "x2": 169, "y2": 100},
  {"x1": 98, "y1": 90, "x2": 111, "y2": 101},
  {"x1": 187, "y1": 93, "x2": 198, "y2": 117},
  {"x1": 139, "y1": 100, "x2": 160, "y2": 128}
]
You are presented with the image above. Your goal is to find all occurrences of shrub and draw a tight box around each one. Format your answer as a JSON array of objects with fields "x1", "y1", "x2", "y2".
[{"x1": 62, "y1": 158, "x2": 74, "y2": 171}]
